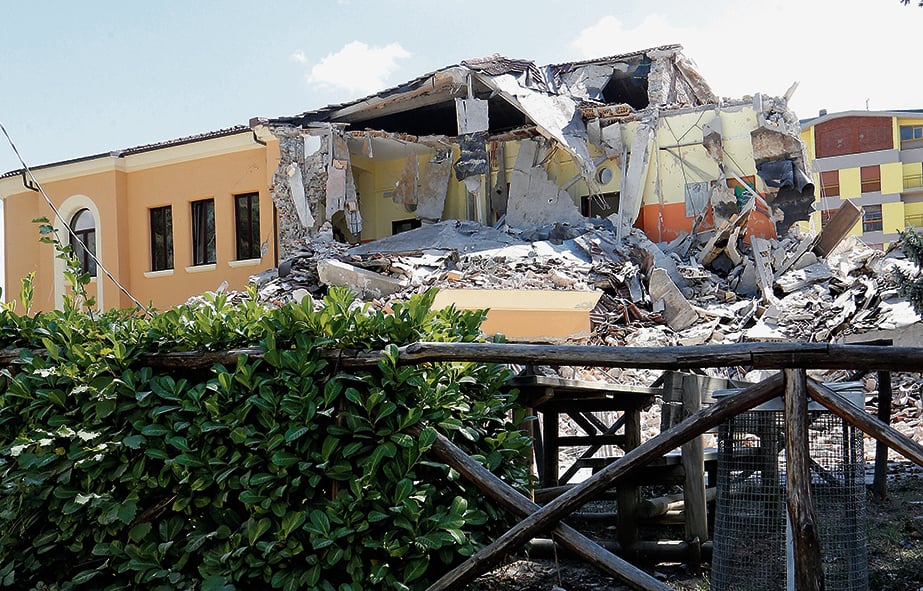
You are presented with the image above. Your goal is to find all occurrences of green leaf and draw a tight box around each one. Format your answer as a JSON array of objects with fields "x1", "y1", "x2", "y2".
[
  {"x1": 201, "y1": 575, "x2": 235, "y2": 591},
  {"x1": 404, "y1": 557, "x2": 429, "y2": 582},
  {"x1": 247, "y1": 517, "x2": 272, "y2": 545},
  {"x1": 141, "y1": 424, "x2": 170, "y2": 437},
  {"x1": 128, "y1": 522, "x2": 152, "y2": 542},
  {"x1": 281, "y1": 510, "x2": 306, "y2": 537},
  {"x1": 123, "y1": 434, "x2": 146, "y2": 449}
]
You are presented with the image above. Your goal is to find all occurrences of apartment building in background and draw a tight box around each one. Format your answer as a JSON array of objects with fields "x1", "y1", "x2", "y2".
[{"x1": 800, "y1": 109, "x2": 923, "y2": 249}]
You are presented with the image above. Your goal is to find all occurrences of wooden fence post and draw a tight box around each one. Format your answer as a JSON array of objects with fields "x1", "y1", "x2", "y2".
[
  {"x1": 784, "y1": 368, "x2": 825, "y2": 591},
  {"x1": 872, "y1": 370, "x2": 893, "y2": 499}
]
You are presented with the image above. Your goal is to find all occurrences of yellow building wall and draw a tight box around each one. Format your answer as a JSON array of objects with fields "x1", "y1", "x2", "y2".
[
  {"x1": 903, "y1": 162, "x2": 923, "y2": 190},
  {"x1": 1, "y1": 135, "x2": 275, "y2": 313},
  {"x1": 839, "y1": 167, "x2": 861, "y2": 199},
  {"x1": 123, "y1": 147, "x2": 273, "y2": 310},
  {"x1": 881, "y1": 162, "x2": 904, "y2": 194},
  {"x1": 800, "y1": 126, "x2": 816, "y2": 161},
  {"x1": 882, "y1": 201, "x2": 905, "y2": 234},
  {"x1": 904, "y1": 200, "x2": 923, "y2": 228},
  {"x1": 3, "y1": 169, "x2": 127, "y2": 311}
]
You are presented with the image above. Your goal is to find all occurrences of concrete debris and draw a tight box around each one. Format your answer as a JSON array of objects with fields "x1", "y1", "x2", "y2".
[
  {"x1": 316, "y1": 259, "x2": 406, "y2": 299},
  {"x1": 507, "y1": 140, "x2": 586, "y2": 228},
  {"x1": 648, "y1": 267, "x2": 698, "y2": 331},
  {"x1": 251, "y1": 210, "x2": 919, "y2": 356}
]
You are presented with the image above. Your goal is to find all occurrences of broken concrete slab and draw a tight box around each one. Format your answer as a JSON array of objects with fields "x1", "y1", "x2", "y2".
[
  {"x1": 506, "y1": 139, "x2": 586, "y2": 229},
  {"x1": 648, "y1": 267, "x2": 698, "y2": 331},
  {"x1": 316, "y1": 259, "x2": 405, "y2": 299},
  {"x1": 456, "y1": 97, "x2": 489, "y2": 134},
  {"x1": 619, "y1": 120, "x2": 655, "y2": 228},
  {"x1": 775, "y1": 261, "x2": 833, "y2": 294},
  {"x1": 814, "y1": 200, "x2": 862, "y2": 257}
]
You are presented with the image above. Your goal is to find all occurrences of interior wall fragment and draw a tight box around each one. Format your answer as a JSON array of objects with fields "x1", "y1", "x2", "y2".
[{"x1": 506, "y1": 139, "x2": 586, "y2": 229}]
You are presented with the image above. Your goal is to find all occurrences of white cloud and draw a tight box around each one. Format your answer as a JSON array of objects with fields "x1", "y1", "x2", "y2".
[
  {"x1": 570, "y1": 1, "x2": 918, "y2": 121},
  {"x1": 290, "y1": 50, "x2": 308, "y2": 64},
  {"x1": 307, "y1": 41, "x2": 411, "y2": 96}
]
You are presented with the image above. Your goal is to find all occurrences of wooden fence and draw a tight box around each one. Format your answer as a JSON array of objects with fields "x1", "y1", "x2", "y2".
[{"x1": 358, "y1": 342, "x2": 922, "y2": 591}]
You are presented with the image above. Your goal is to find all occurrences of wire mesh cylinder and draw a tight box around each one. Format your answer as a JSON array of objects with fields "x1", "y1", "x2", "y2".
[{"x1": 711, "y1": 389, "x2": 867, "y2": 591}]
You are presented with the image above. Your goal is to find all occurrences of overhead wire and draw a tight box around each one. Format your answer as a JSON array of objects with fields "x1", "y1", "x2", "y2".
[{"x1": 0, "y1": 121, "x2": 153, "y2": 316}]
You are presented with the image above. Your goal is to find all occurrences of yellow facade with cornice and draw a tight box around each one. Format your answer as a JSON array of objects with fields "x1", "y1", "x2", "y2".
[{"x1": 0, "y1": 130, "x2": 278, "y2": 312}]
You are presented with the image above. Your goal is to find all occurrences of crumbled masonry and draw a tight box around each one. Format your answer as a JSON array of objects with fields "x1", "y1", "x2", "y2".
[{"x1": 250, "y1": 44, "x2": 814, "y2": 258}]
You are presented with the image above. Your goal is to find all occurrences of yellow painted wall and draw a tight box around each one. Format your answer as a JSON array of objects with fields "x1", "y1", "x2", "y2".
[
  {"x1": 800, "y1": 126, "x2": 816, "y2": 161},
  {"x1": 903, "y1": 200, "x2": 923, "y2": 228},
  {"x1": 903, "y1": 162, "x2": 923, "y2": 190},
  {"x1": 882, "y1": 201, "x2": 905, "y2": 234},
  {"x1": 839, "y1": 167, "x2": 861, "y2": 199},
  {"x1": 1, "y1": 134, "x2": 275, "y2": 313},
  {"x1": 881, "y1": 162, "x2": 904, "y2": 194}
]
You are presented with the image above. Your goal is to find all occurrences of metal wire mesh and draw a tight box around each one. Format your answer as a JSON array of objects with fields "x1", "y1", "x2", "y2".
[{"x1": 712, "y1": 400, "x2": 867, "y2": 590}]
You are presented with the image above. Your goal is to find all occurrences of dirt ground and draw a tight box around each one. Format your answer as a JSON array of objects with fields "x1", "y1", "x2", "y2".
[{"x1": 470, "y1": 464, "x2": 923, "y2": 591}]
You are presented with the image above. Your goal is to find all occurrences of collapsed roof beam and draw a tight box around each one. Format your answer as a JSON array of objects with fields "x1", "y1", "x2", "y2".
[{"x1": 325, "y1": 68, "x2": 468, "y2": 124}]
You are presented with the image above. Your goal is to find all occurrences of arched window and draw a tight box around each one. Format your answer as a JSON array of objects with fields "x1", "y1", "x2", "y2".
[{"x1": 70, "y1": 208, "x2": 97, "y2": 276}]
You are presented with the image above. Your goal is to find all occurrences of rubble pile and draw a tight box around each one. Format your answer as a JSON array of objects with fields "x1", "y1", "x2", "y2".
[{"x1": 251, "y1": 217, "x2": 920, "y2": 351}]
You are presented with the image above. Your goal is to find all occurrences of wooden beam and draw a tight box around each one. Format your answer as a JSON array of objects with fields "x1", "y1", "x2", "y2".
[
  {"x1": 784, "y1": 369, "x2": 826, "y2": 591},
  {"x1": 4, "y1": 341, "x2": 923, "y2": 372},
  {"x1": 806, "y1": 379, "x2": 923, "y2": 467},
  {"x1": 407, "y1": 425, "x2": 672, "y2": 591},
  {"x1": 334, "y1": 342, "x2": 923, "y2": 372},
  {"x1": 425, "y1": 373, "x2": 785, "y2": 591}
]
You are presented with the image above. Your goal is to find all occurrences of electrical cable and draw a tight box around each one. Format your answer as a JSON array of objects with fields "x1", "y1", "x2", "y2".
[{"x1": 0, "y1": 121, "x2": 153, "y2": 316}]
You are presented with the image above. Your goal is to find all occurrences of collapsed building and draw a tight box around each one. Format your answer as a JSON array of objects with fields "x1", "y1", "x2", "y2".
[
  {"x1": 243, "y1": 44, "x2": 921, "y2": 351},
  {"x1": 251, "y1": 44, "x2": 814, "y2": 257}
]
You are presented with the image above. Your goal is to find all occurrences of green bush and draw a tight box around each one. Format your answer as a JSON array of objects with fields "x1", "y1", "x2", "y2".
[{"x1": 0, "y1": 287, "x2": 531, "y2": 590}]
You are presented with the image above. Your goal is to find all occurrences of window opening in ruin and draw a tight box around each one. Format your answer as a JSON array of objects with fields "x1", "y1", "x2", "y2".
[
  {"x1": 600, "y1": 58, "x2": 651, "y2": 109},
  {"x1": 150, "y1": 206, "x2": 173, "y2": 271},
  {"x1": 69, "y1": 208, "x2": 97, "y2": 276},
  {"x1": 392, "y1": 218, "x2": 422, "y2": 235},
  {"x1": 581, "y1": 192, "x2": 620, "y2": 218}
]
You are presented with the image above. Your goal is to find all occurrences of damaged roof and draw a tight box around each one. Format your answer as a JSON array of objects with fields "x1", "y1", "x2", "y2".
[{"x1": 263, "y1": 44, "x2": 712, "y2": 135}]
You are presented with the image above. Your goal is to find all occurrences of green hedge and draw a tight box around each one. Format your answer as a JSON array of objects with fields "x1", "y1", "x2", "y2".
[{"x1": 0, "y1": 287, "x2": 531, "y2": 590}]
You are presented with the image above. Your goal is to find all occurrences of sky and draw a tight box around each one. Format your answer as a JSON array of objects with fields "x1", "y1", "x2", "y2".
[
  {"x1": 2, "y1": 0, "x2": 921, "y2": 176},
  {"x1": 0, "y1": 0, "x2": 921, "y2": 296}
]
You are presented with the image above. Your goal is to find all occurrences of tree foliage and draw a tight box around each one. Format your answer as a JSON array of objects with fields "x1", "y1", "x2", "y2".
[
  {"x1": 0, "y1": 280, "x2": 531, "y2": 590},
  {"x1": 893, "y1": 228, "x2": 923, "y2": 315}
]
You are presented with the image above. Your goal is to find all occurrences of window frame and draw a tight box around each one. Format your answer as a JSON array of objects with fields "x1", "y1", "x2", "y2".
[
  {"x1": 234, "y1": 192, "x2": 261, "y2": 260},
  {"x1": 69, "y1": 208, "x2": 97, "y2": 277},
  {"x1": 860, "y1": 165, "x2": 881, "y2": 193},
  {"x1": 862, "y1": 204, "x2": 883, "y2": 233},
  {"x1": 150, "y1": 205, "x2": 174, "y2": 272},
  {"x1": 191, "y1": 198, "x2": 216, "y2": 266},
  {"x1": 820, "y1": 170, "x2": 840, "y2": 197}
]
